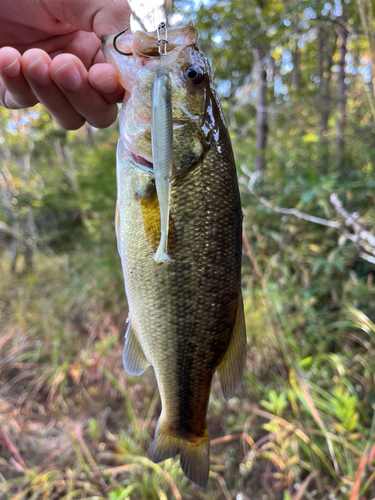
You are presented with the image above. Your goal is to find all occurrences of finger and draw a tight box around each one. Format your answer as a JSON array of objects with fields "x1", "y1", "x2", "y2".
[
  {"x1": 0, "y1": 47, "x2": 38, "y2": 109},
  {"x1": 50, "y1": 54, "x2": 119, "y2": 128},
  {"x1": 43, "y1": 0, "x2": 131, "y2": 39},
  {"x1": 22, "y1": 49, "x2": 85, "y2": 130},
  {"x1": 90, "y1": 0, "x2": 131, "y2": 39},
  {"x1": 49, "y1": 32, "x2": 102, "y2": 70},
  {"x1": 88, "y1": 63, "x2": 124, "y2": 104}
]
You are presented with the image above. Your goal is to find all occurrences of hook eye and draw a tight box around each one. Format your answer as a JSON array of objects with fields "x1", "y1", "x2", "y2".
[{"x1": 113, "y1": 28, "x2": 133, "y2": 56}]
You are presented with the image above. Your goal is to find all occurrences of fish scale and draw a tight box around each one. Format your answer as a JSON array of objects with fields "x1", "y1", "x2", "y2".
[{"x1": 103, "y1": 23, "x2": 246, "y2": 488}]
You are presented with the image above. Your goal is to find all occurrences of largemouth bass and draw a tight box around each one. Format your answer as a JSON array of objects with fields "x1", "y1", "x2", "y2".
[{"x1": 102, "y1": 23, "x2": 246, "y2": 488}]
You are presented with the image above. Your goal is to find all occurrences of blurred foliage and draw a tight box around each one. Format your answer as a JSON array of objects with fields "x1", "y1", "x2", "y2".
[{"x1": 2, "y1": 0, "x2": 375, "y2": 499}]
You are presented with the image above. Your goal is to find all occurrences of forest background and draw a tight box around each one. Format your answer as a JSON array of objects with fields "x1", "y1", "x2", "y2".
[{"x1": 1, "y1": 0, "x2": 375, "y2": 499}]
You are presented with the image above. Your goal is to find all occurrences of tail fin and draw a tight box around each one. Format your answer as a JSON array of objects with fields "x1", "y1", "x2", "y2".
[{"x1": 149, "y1": 418, "x2": 210, "y2": 489}]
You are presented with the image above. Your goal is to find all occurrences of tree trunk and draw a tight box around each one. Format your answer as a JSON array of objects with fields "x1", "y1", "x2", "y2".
[
  {"x1": 0, "y1": 158, "x2": 19, "y2": 273},
  {"x1": 55, "y1": 136, "x2": 86, "y2": 223},
  {"x1": 84, "y1": 123, "x2": 94, "y2": 147},
  {"x1": 22, "y1": 150, "x2": 37, "y2": 273},
  {"x1": 357, "y1": 0, "x2": 375, "y2": 121},
  {"x1": 164, "y1": 0, "x2": 172, "y2": 21},
  {"x1": 24, "y1": 206, "x2": 37, "y2": 272},
  {"x1": 292, "y1": 43, "x2": 301, "y2": 91},
  {"x1": 317, "y1": 26, "x2": 324, "y2": 98},
  {"x1": 253, "y1": 46, "x2": 268, "y2": 172},
  {"x1": 9, "y1": 219, "x2": 19, "y2": 273},
  {"x1": 336, "y1": 17, "x2": 348, "y2": 158},
  {"x1": 316, "y1": 24, "x2": 337, "y2": 166},
  {"x1": 270, "y1": 56, "x2": 277, "y2": 85},
  {"x1": 320, "y1": 28, "x2": 335, "y2": 136}
]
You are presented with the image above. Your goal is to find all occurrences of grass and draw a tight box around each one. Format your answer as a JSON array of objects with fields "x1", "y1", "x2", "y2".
[{"x1": 1, "y1": 250, "x2": 375, "y2": 500}]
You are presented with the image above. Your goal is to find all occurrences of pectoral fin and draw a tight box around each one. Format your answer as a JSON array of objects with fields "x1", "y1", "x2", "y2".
[
  {"x1": 123, "y1": 320, "x2": 150, "y2": 376},
  {"x1": 217, "y1": 295, "x2": 247, "y2": 400}
]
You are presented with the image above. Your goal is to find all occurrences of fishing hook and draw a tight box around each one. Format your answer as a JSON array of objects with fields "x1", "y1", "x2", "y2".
[
  {"x1": 157, "y1": 22, "x2": 168, "y2": 56},
  {"x1": 113, "y1": 28, "x2": 132, "y2": 56}
]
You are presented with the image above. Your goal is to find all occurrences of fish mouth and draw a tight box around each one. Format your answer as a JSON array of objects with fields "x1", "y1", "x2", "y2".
[{"x1": 131, "y1": 152, "x2": 154, "y2": 171}]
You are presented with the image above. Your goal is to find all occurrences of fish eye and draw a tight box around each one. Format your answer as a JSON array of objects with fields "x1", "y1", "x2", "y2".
[{"x1": 184, "y1": 65, "x2": 205, "y2": 84}]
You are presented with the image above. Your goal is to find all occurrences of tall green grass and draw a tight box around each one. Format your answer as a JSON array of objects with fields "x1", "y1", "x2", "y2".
[{"x1": 1, "y1": 251, "x2": 375, "y2": 499}]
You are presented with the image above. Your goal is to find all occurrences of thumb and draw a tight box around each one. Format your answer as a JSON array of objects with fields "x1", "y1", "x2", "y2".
[{"x1": 43, "y1": 0, "x2": 131, "y2": 39}]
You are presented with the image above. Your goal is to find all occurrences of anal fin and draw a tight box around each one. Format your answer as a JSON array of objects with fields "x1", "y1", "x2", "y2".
[
  {"x1": 123, "y1": 320, "x2": 150, "y2": 376},
  {"x1": 217, "y1": 294, "x2": 247, "y2": 400}
]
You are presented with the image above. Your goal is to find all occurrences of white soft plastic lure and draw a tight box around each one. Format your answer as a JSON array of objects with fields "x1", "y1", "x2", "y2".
[{"x1": 151, "y1": 67, "x2": 173, "y2": 263}]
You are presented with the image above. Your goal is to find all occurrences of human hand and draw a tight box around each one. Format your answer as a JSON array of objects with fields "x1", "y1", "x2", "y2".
[{"x1": 0, "y1": 0, "x2": 130, "y2": 129}]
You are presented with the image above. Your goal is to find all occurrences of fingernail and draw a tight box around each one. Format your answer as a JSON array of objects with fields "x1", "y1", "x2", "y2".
[
  {"x1": 93, "y1": 75, "x2": 118, "y2": 93},
  {"x1": 54, "y1": 62, "x2": 82, "y2": 91},
  {"x1": 27, "y1": 56, "x2": 50, "y2": 86},
  {"x1": 3, "y1": 58, "x2": 20, "y2": 78}
]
